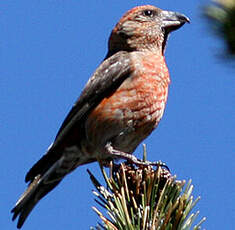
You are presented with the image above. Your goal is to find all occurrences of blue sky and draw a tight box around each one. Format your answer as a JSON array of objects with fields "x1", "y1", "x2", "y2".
[{"x1": 1, "y1": 1, "x2": 234, "y2": 229}]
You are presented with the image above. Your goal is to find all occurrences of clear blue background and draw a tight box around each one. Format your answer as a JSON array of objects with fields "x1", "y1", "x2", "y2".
[{"x1": 1, "y1": 1, "x2": 234, "y2": 229}]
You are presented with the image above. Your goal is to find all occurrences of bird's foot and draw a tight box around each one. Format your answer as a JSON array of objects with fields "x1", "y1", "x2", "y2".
[{"x1": 104, "y1": 143, "x2": 170, "y2": 171}]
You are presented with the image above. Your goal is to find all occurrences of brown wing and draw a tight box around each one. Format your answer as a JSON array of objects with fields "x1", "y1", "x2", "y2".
[{"x1": 25, "y1": 51, "x2": 132, "y2": 183}]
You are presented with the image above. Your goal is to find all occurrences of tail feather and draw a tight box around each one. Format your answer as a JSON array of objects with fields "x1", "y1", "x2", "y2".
[
  {"x1": 11, "y1": 177, "x2": 61, "y2": 228},
  {"x1": 25, "y1": 145, "x2": 60, "y2": 183},
  {"x1": 11, "y1": 145, "x2": 88, "y2": 228},
  {"x1": 11, "y1": 157, "x2": 66, "y2": 228},
  {"x1": 12, "y1": 175, "x2": 41, "y2": 221}
]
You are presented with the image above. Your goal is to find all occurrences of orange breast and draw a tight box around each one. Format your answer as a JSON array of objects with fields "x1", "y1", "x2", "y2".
[{"x1": 85, "y1": 52, "x2": 170, "y2": 153}]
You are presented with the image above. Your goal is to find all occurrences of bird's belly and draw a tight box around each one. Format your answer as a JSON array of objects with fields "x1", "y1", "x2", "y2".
[{"x1": 84, "y1": 72, "x2": 169, "y2": 155}]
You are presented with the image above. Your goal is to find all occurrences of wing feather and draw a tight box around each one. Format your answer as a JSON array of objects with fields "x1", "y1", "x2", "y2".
[{"x1": 25, "y1": 51, "x2": 132, "y2": 183}]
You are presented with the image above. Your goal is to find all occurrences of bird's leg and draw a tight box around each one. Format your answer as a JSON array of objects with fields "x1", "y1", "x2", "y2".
[
  {"x1": 105, "y1": 143, "x2": 142, "y2": 164},
  {"x1": 104, "y1": 143, "x2": 169, "y2": 171}
]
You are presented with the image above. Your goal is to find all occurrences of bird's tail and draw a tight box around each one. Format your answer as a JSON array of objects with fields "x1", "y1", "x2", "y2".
[{"x1": 11, "y1": 156, "x2": 66, "y2": 228}]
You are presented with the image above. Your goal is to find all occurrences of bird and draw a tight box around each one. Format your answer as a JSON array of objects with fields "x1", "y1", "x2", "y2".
[{"x1": 11, "y1": 5, "x2": 189, "y2": 228}]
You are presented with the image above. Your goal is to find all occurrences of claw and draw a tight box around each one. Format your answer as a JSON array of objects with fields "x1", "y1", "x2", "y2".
[{"x1": 105, "y1": 143, "x2": 170, "y2": 171}]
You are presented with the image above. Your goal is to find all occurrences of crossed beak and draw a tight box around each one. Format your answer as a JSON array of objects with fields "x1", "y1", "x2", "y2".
[{"x1": 160, "y1": 10, "x2": 190, "y2": 31}]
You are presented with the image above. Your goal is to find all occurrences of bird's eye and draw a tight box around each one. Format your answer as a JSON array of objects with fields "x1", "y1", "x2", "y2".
[{"x1": 143, "y1": 10, "x2": 155, "y2": 17}]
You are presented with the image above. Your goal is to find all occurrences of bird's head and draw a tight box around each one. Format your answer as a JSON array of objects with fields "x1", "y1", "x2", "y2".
[{"x1": 107, "y1": 5, "x2": 190, "y2": 56}]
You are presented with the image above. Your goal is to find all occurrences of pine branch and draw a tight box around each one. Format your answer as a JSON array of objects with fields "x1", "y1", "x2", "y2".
[
  {"x1": 205, "y1": 0, "x2": 235, "y2": 56},
  {"x1": 89, "y1": 151, "x2": 205, "y2": 230}
]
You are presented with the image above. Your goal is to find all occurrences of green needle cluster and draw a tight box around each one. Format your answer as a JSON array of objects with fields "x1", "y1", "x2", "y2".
[
  {"x1": 205, "y1": 0, "x2": 235, "y2": 55},
  {"x1": 89, "y1": 161, "x2": 205, "y2": 230}
]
